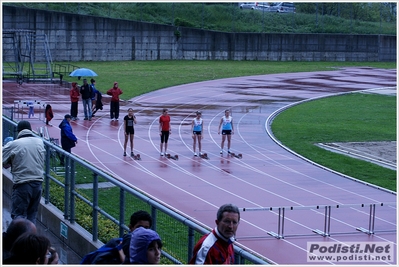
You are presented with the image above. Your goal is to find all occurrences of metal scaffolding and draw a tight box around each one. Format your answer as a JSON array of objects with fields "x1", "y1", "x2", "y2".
[{"x1": 3, "y1": 29, "x2": 53, "y2": 83}]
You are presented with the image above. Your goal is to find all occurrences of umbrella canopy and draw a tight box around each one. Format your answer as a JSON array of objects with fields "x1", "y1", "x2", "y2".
[{"x1": 69, "y1": 68, "x2": 98, "y2": 77}]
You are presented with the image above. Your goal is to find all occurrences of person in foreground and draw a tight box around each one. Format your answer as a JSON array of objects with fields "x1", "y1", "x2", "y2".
[
  {"x1": 4, "y1": 233, "x2": 59, "y2": 264},
  {"x1": 2, "y1": 121, "x2": 45, "y2": 225},
  {"x1": 122, "y1": 210, "x2": 153, "y2": 263},
  {"x1": 129, "y1": 227, "x2": 162, "y2": 264},
  {"x1": 189, "y1": 203, "x2": 240, "y2": 264},
  {"x1": 3, "y1": 218, "x2": 37, "y2": 261}
]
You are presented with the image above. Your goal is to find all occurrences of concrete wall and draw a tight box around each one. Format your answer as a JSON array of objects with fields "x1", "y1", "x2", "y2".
[{"x1": 2, "y1": 5, "x2": 396, "y2": 63}]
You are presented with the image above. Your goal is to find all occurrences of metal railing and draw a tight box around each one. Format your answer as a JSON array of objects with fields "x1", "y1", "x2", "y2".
[{"x1": 2, "y1": 115, "x2": 271, "y2": 264}]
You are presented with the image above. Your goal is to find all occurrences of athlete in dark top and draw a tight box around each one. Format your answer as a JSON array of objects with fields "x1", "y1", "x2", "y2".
[{"x1": 123, "y1": 108, "x2": 137, "y2": 156}]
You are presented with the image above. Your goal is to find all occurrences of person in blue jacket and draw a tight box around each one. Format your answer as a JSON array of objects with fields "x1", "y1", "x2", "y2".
[
  {"x1": 129, "y1": 227, "x2": 162, "y2": 264},
  {"x1": 59, "y1": 114, "x2": 78, "y2": 166}
]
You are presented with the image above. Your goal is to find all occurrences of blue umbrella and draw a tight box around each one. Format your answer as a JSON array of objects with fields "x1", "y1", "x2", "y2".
[{"x1": 69, "y1": 68, "x2": 98, "y2": 77}]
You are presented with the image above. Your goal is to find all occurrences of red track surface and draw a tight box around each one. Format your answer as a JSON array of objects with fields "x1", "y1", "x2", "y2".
[{"x1": 3, "y1": 67, "x2": 396, "y2": 264}]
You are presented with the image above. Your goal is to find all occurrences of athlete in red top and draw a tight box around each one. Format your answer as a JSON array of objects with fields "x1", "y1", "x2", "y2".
[{"x1": 159, "y1": 108, "x2": 171, "y2": 156}]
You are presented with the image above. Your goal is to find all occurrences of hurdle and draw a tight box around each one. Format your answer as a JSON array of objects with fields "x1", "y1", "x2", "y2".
[
  {"x1": 13, "y1": 99, "x2": 46, "y2": 121},
  {"x1": 240, "y1": 202, "x2": 396, "y2": 240}
]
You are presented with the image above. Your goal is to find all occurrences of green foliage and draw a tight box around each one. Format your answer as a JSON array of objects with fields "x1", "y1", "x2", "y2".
[
  {"x1": 271, "y1": 93, "x2": 396, "y2": 191},
  {"x1": 6, "y1": 2, "x2": 396, "y2": 35}
]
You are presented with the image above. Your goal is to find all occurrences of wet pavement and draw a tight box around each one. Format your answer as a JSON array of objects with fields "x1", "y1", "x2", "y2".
[{"x1": 2, "y1": 67, "x2": 397, "y2": 264}]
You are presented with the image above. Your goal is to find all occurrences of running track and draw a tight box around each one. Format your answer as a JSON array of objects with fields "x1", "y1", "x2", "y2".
[{"x1": 3, "y1": 67, "x2": 396, "y2": 264}]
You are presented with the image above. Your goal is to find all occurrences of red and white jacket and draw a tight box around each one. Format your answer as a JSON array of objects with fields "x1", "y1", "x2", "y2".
[{"x1": 189, "y1": 228, "x2": 235, "y2": 264}]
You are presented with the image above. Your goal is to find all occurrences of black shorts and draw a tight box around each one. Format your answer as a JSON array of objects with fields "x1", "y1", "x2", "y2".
[
  {"x1": 222, "y1": 130, "x2": 232, "y2": 135},
  {"x1": 161, "y1": 131, "x2": 170, "y2": 143},
  {"x1": 193, "y1": 131, "x2": 202, "y2": 135},
  {"x1": 126, "y1": 128, "x2": 135, "y2": 135}
]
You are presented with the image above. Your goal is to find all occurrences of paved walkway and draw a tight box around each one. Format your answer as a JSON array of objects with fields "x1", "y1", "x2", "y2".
[{"x1": 2, "y1": 67, "x2": 397, "y2": 264}]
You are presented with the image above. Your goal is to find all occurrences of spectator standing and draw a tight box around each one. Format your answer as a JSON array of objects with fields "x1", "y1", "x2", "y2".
[
  {"x1": 129, "y1": 227, "x2": 162, "y2": 264},
  {"x1": 45, "y1": 104, "x2": 54, "y2": 126},
  {"x1": 2, "y1": 121, "x2": 45, "y2": 225},
  {"x1": 189, "y1": 203, "x2": 240, "y2": 264},
  {"x1": 70, "y1": 82, "x2": 80, "y2": 121},
  {"x1": 218, "y1": 109, "x2": 234, "y2": 154},
  {"x1": 159, "y1": 108, "x2": 171, "y2": 156},
  {"x1": 80, "y1": 78, "x2": 93, "y2": 121},
  {"x1": 3, "y1": 218, "x2": 37, "y2": 261},
  {"x1": 191, "y1": 111, "x2": 204, "y2": 156},
  {"x1": 91, "y1": 79, "x2": 103, "y2": 116},
  {"x1": 90, "y1": 79, "x2": 98, "y2": 116},
  {"x1": 123, "y1": 108, "x2": 137, "y2": 156},
  {"x1": 107, "y1": 82, "x2": 123, "y2": 121},
  {"x1": 59, "y1": 114, "x2": 78, "y2": 166}
]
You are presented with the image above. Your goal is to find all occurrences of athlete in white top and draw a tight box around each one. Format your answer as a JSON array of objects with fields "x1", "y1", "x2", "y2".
[
  {"x1": 191, "y1": 111, "x2": 204, "y2": 156},
  {"x1": 218, "y1": 109, "x2": 234, "y2": 154}
]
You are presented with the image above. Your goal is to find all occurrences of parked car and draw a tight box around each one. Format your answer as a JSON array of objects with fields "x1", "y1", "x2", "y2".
[
  {"x1": 239, "y1": 2, "x2": 256, "y2": 9},
  {"x1": 267, "y1": 2, "x2": 296, "y2": 13},
  {"x1": 252, "y1": 2, "x2": 270, "y2": 10}
]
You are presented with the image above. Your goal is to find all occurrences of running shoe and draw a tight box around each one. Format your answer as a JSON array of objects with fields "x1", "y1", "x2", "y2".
[
  {"x1": 160, "y1": 152, "x2": 164, "y2": 156},
  {"x1": 123, "y1": 152, "x2": 127, "y2": 156},
  {"x1": 220, "y1": 150, "x2": 223, "y2": 154},
  {"x1": 131, "y1": 152, "x2": 134, "y2": 157},
  {"x1": 194, "y1": 153, "x2": 198, "y2": 157}
]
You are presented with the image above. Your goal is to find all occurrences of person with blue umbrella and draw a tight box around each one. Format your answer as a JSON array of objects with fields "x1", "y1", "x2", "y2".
[{"x1": 80, "y1": 79, "x2": 93, "y2": 120}]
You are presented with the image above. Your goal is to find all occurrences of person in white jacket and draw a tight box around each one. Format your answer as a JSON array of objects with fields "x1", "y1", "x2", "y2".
[{"x1": 2, "y1": 121, "x2": 45, "y2": 225}]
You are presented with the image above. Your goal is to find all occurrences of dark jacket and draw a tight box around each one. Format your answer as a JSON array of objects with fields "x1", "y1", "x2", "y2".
[
  {"x1": 80, "y1": 83, "x2": 92, "y2": 100},
  {"x1": 59, "y1": 119, "x2": 77, "y2": 150}
]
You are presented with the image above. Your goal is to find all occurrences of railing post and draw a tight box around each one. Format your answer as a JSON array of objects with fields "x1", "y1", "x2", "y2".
[
  {"x1": 93, "y1": 172, "x2": 99, "y2": 241},
  {"x1": 151, "y1": 206, "x2": 157, "y2": 231},
  {"x1": 119, "y1": 187, "x2": 125, "y2": 238},
  {"x1": 70, "y1": 160, "x2": 76, "y2": 223},
  {"x1": 44, "y1": 145, "x2": 51, "y2": 204},
  {"x1": 187, "y1": 227, "x2": 194, "y2": 263},
  {"x1": 64, "y1": 156, "x2": 70, "y2": 220}
]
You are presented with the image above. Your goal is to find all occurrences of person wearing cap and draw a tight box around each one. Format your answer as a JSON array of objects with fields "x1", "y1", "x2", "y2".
[
  {"x1": 59, "y1": 114, "x2": 78, "y2": 166},
  {"x1": 191, "y1": 111, "x2": 204, "y2": 157},
  {"x1": 2, "y1": 120, "x2": 46, "y2": 225},
  {"x1": 106, "y1": 82, "x2": 123, "y2": 121}
]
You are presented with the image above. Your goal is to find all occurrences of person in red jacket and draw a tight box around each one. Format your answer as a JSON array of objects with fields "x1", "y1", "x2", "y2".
[
  {"x1": 45, "y1": 104, "x2": 54, "y2": 126},
  {"x1": 70, "y1": 82, "x2": 80, "y2": 121},
  {"x1": 189, "y1": 204, "x2": 240, "y2": 264},
  {"x1": 107, "y1": 82, "x2": 123, "y2": 121}
]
